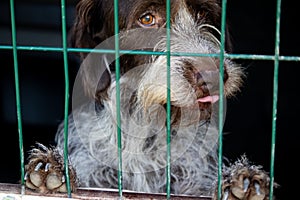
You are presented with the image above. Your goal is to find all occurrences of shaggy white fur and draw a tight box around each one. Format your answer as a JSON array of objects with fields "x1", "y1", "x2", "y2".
[{"x1": 54, "y1": 5, "x2": 243, "y2": 196}]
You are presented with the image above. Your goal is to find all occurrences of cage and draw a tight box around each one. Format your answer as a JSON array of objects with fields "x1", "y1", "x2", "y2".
[{"x1": 0, "y1": 0, "x2": 299, "y2": 199}]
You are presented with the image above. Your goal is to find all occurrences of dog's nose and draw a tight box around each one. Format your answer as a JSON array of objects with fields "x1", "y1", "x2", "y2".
[
  {"x1": 195, "y1": 71, "x2": 219, "y2": 88},
  {"x1": 184, "y1": 57, "x2": 229, "y2": 84},
  {"x1": 194, "y1": 63, "x2": 229, "y2": 86},
  {"x1": 194, "y1": 70, "x2": 221, "y2": 102},
  {"x1": 194, "y1": 73, "x2": 220, "y2": 104}
]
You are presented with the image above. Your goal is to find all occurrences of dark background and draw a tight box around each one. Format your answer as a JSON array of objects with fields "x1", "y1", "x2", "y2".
[{"x1": 0, "y1": 0, "x2": 299, "y2": 199}]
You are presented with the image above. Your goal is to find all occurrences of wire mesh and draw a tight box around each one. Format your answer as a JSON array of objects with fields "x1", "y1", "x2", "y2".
[{"x1": 2, "y1": 0, "x2": 300, "y2": 199}]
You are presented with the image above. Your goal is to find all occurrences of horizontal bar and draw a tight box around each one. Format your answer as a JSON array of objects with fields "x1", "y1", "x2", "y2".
[
  {"x1": 0, "y1": 45, "x2": 63, "y2": 52},
  {"x1": 1, "y1": 45, "x2": 300, "y2": 62}
]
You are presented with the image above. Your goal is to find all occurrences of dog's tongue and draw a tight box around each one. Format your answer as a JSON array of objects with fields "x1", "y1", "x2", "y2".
[{"x1": 197, "y1": 95, "x2": 219, "y2": 104}]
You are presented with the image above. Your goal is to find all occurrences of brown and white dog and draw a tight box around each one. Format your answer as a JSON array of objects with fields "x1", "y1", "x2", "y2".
[{"x1": 24, "y1": 0, "x2": 274, "y2": 199}]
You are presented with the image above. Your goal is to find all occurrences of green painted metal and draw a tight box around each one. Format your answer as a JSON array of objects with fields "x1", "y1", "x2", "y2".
[
  {"x1": 2, "y1": 45, "x2": 299, "y2": 61},
  {"x1": 165, "y1": 0, "x2": 172, "y2": 199},
  {"x1": 9, "y1": 0, "x2": 25, "y2": 194},
  {"x1": 60, "y1": 0, "x2": 72, "y2": 197},
  {"x1": 217, "y1": 0, "x2": 227, "y2": 199},
  {"x1": 113, "y1": 0, "x2": 123, "y2": 198},
  {"x1": 269, "y1": 0, "x2": 282, "y2": 199}
]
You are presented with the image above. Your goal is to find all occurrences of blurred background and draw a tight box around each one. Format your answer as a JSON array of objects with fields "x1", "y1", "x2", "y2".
[{"x1": 0, "y1": 0, "x2": 299, "y2": 199}]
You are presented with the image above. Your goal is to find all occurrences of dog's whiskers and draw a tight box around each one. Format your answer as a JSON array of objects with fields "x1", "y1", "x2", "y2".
[{"x1": 199, "y1": 24, "x2": 222, "y2": 47}]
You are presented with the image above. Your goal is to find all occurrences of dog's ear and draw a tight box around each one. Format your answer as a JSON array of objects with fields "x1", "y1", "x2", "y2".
[
  {"x1": 225, "y1": 24, "x2": 233, "y2": 53},
  {"x1": 197, "y1": 0, "x2": 233, "y2": 52},
  {"x1": 79, "y1": 54, "x2": 112, "y2": 103},
  {"x1": 69, "y1": 0, "x2": 114, "y2": 103},
  {"x1": 69, "y1": 0, "x2": 112, "y2": 57}
]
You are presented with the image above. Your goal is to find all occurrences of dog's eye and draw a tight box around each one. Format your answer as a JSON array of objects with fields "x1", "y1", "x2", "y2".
[{"x1": 139, "y1": 14, "x2": 156, "y2": 26}]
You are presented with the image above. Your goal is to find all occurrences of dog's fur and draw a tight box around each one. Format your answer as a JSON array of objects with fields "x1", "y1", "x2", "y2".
[
  {"x1": 26, "y1": 0, "x2": 279, "y2": 198},
  {"x1": 52, "y1": 0, "x2": 245, "y2": 196}
]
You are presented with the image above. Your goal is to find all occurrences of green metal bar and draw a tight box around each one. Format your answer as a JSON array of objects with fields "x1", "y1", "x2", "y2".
[
  {"x1": 0, "y1": 45, "x2": 64, "y2": 51},
  {"x1": 1, "y1": 45, "x2": 300, "y2": 62},
  {"x1": 226, "y1": 54, "x2": 300, "y2": 61},
  {"x1": 165, "y1": 0, "x2": 172, "y2": 199},
  {"x1": 217, "y1": 0, "x2": 227, "y2": 199},
  {"x1": 269, "y1": 0, "x2": 281, "y2": 199},
  {"x1": 113, "y1": 0, "x2": 123, "y2": 198},
  {"x1": 60, "y1": 0, "x2": 72, "y2": 197},
  {"x1": 9, "y1": 0, "x2": 25, "y2": 194}
]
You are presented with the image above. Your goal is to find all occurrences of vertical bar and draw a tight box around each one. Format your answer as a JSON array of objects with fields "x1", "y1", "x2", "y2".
[
  {"x1": 269, "y1": 0, "x2": 281, "y2": 199},
  {"x1": 113, "y1": 0, "x2": 123, "y2": 198},
  {"x1": 217, "y1": 0, "x2": 227, "y2": 199},
  {"x1": 60, "y1": 0, "x2": 72, "y2": 197},
  {"x1": 165, "y1": 0, "x2": 172, "y2": 199},
  {"x1": 9, "y1": 0, "x2": 25, "y2": 194}
]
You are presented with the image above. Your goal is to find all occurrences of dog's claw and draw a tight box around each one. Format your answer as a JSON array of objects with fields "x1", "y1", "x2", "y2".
[
  {"x1": 222, "y1": 187, "x2": 229, "y2": 200},
  {"x1": 24, "y1": 172, "x2": 28, "y2": 180},
  {"x1": 45, "y1": 163, "x2": 51, "y2": 172},
  {"x1": 34, "y1": 162, "x2": 43, "y2": 171},
  {"x1": 254, "y1": 181, "x2": 261, "y2": 195},
  {"x1": 214, "y1": 156, "x2": 277, "y2": 200},
  {"x1": 61, "y1": 175, "x2": 65, "y2": 183},
  {"x1": 24, "y1": 143, "x2": 78, "y2": 193},
  {"x1": 247, "y1": 180, "x2": 266, "y2": 200},
  {"x1": 244, "y1": 178, "x2": 250, "y2": 192}
]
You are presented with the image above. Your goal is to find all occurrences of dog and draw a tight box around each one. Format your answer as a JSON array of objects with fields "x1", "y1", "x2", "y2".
[{"x1": 24, "y1": 0, "x2": 274, "y2": 199}]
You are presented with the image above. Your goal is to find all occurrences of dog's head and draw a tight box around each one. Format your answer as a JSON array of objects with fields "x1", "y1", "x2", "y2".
[
  {"x1": 70, "y1": 0, "x2": 231, "y2": 50},
  {"x1": 70, "y1": 0, "x2": 243, "y2": 121}
]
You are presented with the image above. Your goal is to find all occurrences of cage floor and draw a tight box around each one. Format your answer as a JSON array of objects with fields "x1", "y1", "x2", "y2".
[{"x1": 0, "y1": 183, "x2": 211, "y2": 199}]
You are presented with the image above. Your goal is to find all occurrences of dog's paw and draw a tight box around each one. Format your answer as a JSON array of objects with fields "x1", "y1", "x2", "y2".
[
  {"x1": 24, "y1": 143, "x2": 78, "y2": 193},
  {"x1": 214, "y1": 156, "x2": 277, "y2": 200}
]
